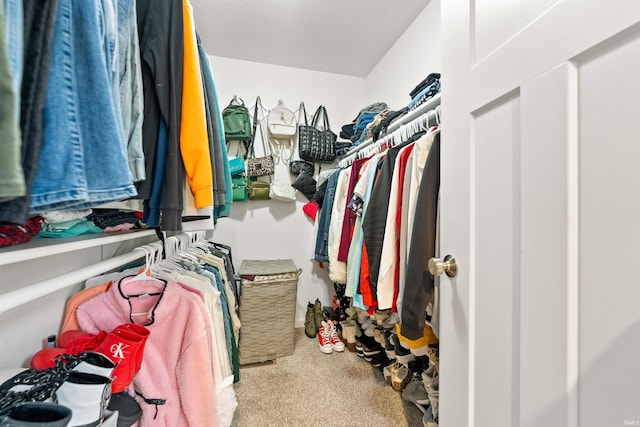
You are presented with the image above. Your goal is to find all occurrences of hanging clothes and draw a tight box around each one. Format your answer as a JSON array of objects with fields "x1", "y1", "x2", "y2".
[
  {"x1": 0, "y1": 0, "x2": 57, "y2": 225},
  {"x1": 400, "y1": 133, "x2": 441, "y2": 340},
  {"x1": 327, "y1": 168, "x2": 351, "y2": 284},
  {"x1": 77, "y1": 276, "x2": 219, "y2": 427},
  {"x1": 345, "y1": 152, "x2": 385, "y2": 309},
  {"x1": 376, "y1": 141, "x2": 416, "y2": 310},
  {"x1": 197, "y1": 34, "x2": 229, "y2": 214},
  {"x1": 397, "y1": 130, "x2": 438, "y2": 319},
  {"x1": 136, "y1": 0, "x2": 184, "y2": 230},
  {"x1": 179, "y1": 0, "x2": 213, "y2": 211},
  {"x1": 0, "y1": 0, "x2": 25, "y2": 203},
  {"x1": 116, "y1": 0, "x2": 145, "y2": 182},
  {"x1": 361, "y1": 132, "x2": 425, "y2": 304},
  {"x1": 29, "y1": 0, "x2": 137, "y2": 213}
]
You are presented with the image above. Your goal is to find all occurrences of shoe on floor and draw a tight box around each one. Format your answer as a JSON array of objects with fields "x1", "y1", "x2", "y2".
[
  {"x1": 383, "y1": 361, "x2": 401, "y2": 386},
  {"x1": 374, "y1": 309, "x2": 390, "y2": 326},
  {"x1": 408, "y1": 355, "x2": 430, "y2": 375},
  {"x1": 314, "y1": 299, "x2": 324, "y2": 330},
  {"x1": 317, "y1": 321, "x2": 333, "y2": 354},
  {"x1": 369, "y1": 351, "x2": 390, "y2": 371},
  {"x1": 427, "y1": 344, "x2": 440, "y2": 373},
  {"x1": 327, "y1": 321, "x2": 345, "y2": 352},
  {"x1": 355, "y1": 339, "x2": 364, "y2": 358},
  {"x1": 305, "y1": 302, "x2": 316, "y2": 338},
  {"x1": 422, "y1": 365, "x2": 440, "y2": 422},
  {"x1": 354, "y1": 307, "x2": 370, "y2": 324},
  {"x1": 402, "y1": 375, "x2": 430, "y2": 407},
  {"x1": 385, "y1": 331, "x2": 396, "y2": 359},
  {"x1": 393, "y1": 333, "x2": 414, "y2": 365},
  {"x1": 391, "y1": 363, "x2": 412, "y2": 392},
  {"x1": 340, "y1": 320, "x2": 357, "y2": 352},
  {"x1": 422, "y1": 405, "x2": 438, "y2": 427},
  {"x1": 382, "y1": 312, "x2": 400, "y2": 329}
]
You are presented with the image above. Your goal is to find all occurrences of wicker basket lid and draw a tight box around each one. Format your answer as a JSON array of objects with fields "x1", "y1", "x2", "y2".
[{"x1": 239, "y1": 259, "x2": 298, "y2": 275}]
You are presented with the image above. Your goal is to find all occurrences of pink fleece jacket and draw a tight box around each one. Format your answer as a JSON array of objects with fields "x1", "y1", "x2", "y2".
[{"x1": 76, "y1": 276, "x2": 218, "y2": 427}]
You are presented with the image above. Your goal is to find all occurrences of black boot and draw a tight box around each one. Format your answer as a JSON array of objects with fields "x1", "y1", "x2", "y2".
[{"x1": 2, "y1": 402, "x2": 71, "y2": 426}]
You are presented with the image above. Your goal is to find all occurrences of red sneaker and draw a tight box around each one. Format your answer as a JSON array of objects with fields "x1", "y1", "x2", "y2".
[
  {"x1": 327, "y1": 321, "x2": 345, "y2": 352},
  {"x1": 317, "y1": 321, "x2": 333, "y2": 354}
]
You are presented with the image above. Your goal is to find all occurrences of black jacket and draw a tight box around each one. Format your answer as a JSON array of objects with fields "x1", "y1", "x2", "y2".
[
  {"x1": 400, "y1": 133, "x2": 440, "y2": 340},
  {"x1": 362, "y1": 132, "x2": 425, "y2": 300},
  {"x1": 136, "y1": 0, "x2": 184, "y2": 230}
]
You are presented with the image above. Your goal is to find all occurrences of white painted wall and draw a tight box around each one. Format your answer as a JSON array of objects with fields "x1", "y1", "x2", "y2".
[
  {"x1": 364, "y1": 0, "x2": 441, "y2": 110},
  {"x1": 209, "y1": 0, "x2": 442, "y2": 328},
  {"x1": 209, "y1": 56, "x2": 365, "y2": 326}
]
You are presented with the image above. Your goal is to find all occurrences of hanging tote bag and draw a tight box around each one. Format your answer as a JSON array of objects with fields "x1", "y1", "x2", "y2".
[
  {"x1": 222, "y1": 97, "x2": 252, "y2": 142},
  {"x1": 246, "y1": 97, "x2": 275, "y2": 178},
  {"x1": 298, "y1": 103, "x2": 337, "y2": 163}
]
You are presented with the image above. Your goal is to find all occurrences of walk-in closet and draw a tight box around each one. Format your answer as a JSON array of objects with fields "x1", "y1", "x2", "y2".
[{"x1": 1, "y1": 0, "x2": 640, "y2": 426}]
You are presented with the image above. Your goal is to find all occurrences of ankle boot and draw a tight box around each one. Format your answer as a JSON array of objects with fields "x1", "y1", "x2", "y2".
[
  {"x1": 106, "y1": 392, "x2": 141, "y2": 427},
  {"x1": 93, "y1": 324, "x2": 149, "y2": 393},
  {"x1": 313, "y1": 299, "x2": 324, "y2": 331},
  {"x1": 54, "y1": 372, "x2": 111, "y2": 427},
  {"x1": 339, "y1": 320, "x2": 357, "y2": 352},
  {"x1": 2, "y1": 402, "x2": 72, "y2": 427},
  {"x1": 304, "y1": 303, "x2": 316, "y2": 338}
]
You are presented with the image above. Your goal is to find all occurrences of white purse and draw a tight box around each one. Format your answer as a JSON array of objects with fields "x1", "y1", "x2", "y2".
[
  {"x1": 269, "y1": 180, "x2": 297, "y2": 202},
  {"x1": 267, "y1": 100, "x2": 297, "y2": 138}
]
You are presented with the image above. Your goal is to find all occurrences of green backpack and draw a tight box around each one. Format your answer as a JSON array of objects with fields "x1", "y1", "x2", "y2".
[{"x1": 222, "y1": 98, "x2": 252, "y2": 142}]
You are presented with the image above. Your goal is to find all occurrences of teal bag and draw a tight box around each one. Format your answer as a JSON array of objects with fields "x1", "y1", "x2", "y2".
[
  {"x1": 232, "y1": 175, "x2": 248, "y2": 201},
  {"x1": 222, "y1": 97, "x2": 252, "y2": 141},
  {"x1": 229, "y1": 157, "x2": 245, "y2": 176}
]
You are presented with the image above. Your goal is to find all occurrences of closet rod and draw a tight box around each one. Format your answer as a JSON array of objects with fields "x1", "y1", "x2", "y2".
[
  {"x1": 338, "y1": 92, "x2": 441, "y2": 163},
  {"x1": 0, "y1": 250, "x2": 144, "y2": 315}
]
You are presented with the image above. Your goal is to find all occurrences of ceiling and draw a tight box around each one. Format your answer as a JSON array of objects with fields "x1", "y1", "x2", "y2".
[{"x1": 190, "y1": 0, "x2": 431, "y2": 77}]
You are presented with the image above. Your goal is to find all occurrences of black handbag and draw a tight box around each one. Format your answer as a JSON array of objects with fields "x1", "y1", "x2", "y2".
[
  {"x1": 289, "y1": 159, "x2": 315, "y2": 176},
  {"x1": 291, "y1": 171, "x2": 317, "y2": 201},
  {"x1": 298, "y1": 103, "x2": 337, "y2": 163}
]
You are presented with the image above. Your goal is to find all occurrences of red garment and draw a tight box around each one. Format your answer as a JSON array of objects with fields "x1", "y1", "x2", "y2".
[
  {"x1": 302, "y1": 200, "x2": 319, "y2": 221},
  {"x1": 391, "y1": 144, "x2": 416, "y2": 312},
  {"x1": 359, "y1": 240, "x2": 376, "y2": 311},
  {"x1": 337, "y1": 158, "x2": 366, "y2": 262},
  {"x1": 0, "y1": 216, "x2": 44, "y2": 248}
]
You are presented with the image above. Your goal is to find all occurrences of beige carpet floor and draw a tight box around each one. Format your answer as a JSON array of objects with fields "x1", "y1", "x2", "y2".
[{"x1": 230, "y1": 328, "x2": 424, "y2": 427}]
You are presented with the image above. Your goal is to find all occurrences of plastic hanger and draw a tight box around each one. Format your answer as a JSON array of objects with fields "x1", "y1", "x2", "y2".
[{"x1": 130, "y1": 245, "x2": 165, "y2": 285}]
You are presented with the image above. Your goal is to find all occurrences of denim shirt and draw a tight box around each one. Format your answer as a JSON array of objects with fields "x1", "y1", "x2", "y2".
[
  {"x1": 117, "y1": 0, "x2": 145, "y2": 182},
  {"x1": 314, "y1": 170, "x2": 341, "y2": 263},
  {"x1": 0, "y1": 0, "x2": 25, "y2": 201},
  {"x1": 30, "y1": 0, "x2": 137, "y2": 212}
]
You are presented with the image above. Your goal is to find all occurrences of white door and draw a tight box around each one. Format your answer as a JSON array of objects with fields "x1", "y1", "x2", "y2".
[{"x1": 440, "y1": 2, "x2": 640, "y2": 426}]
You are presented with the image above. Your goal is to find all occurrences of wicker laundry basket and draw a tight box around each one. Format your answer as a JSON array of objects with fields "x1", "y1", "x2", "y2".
[{"x1": 238, "y1": 259, "x2": 300, "y2": 365}]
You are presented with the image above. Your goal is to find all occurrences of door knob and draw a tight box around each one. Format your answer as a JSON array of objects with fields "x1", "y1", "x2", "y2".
[{"x1": 428, "y1": 255, "x2": 457, "y2": 278}]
